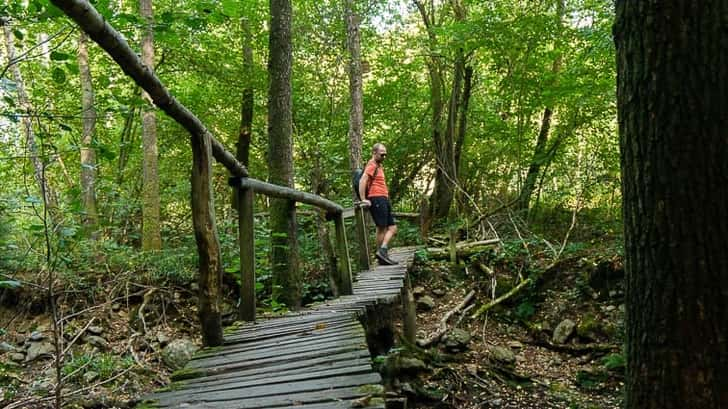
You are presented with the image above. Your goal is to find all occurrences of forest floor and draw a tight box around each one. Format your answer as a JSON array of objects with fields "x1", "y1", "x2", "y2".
[
  {"x1": 0, "y1": 239, "x2": 625, "y2": 409},
  {"x1": 401, "y1": 248, "x2": 625, "y2": 409}
]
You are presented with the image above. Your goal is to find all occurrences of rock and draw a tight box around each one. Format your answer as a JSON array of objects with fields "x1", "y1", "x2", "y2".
[
  {"x1": 87, "y1": 326, "x2": 104, "y2": 335},
  {"x1": 111, "y1": 303, "x2": 122, "y2": 311},
  {"x1": 490, "y1": 398, "x2": 504, "y2": 406},
  {"x1": 397, "y1": 357, "x2": 427, "y2": 373},
  {"x1": 507, "y1": 340, "x2": 524, "y2": 349},
  {"x1": 25, "y1": 341, "x2": 55, "y2": 362},
  {"x1": 156, "y1": 332, "x2": 171, "y2": 347},
  {"x1": 416, "y1": 295, "x2": 435, "y2": 311},
  {"x1": 29, "y1": 331, "x2": 46, "y2": 342},
  {"x1": 30, "y1": 378, "x2": 53, "y2": 395},
  {"x1": 400, "y1": 382, "x2": 416, "y2": 395},
  {"x1": 412, "y1": 286, "x2": 426, "y2": 297},
  {"x1": 443, "y1": 328, "x2": 471, "y2": 352},
  {"x1": 83, "y1": 371, "x2": 99, "y2": 384},
  {"x1": 85, "y1": 335, "x2": 109, "y2": 350},
  {"x1": 552, "y1": 319, "x2": 576, "y2": 344},
  {"x1": 0, "y1": 341, "x2": 19, "y2": 354},
  {"x1": 14, "y1": 334, "x2": 26, "y2": 345},
  {"x1": 162, "y1": 339, "x2": 199, "y2": 370},
  {"x1": 489, "y1": 345, "x2": 515, "y2": 365},
  {"x1": 432, "y1": 287, "x2": 446, "y2": 297},
  {"x1": 9, "y1": 352, "x2": 25, "y2": 362},
  {"x1": 605, "y1": 305, "x2": 616, "y2": 312}
]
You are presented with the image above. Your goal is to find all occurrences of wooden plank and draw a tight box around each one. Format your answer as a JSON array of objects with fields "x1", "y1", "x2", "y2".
[
  {"x1": 238, "y1": 186, "x2": 256, "y2": 322},
  {"x1": 153, "y1": 364, "x2": 375, "y2": 400},
  {"x1": 193, "y1": 325, "x2": 365, "y2": 364},
  {"x1": 224, "y1": 316, "x2": 358, "y2": 342},
  {"x1": 155, "y1": 373, "x2": 381, "y2": 407},
  {"x1": 180, "y1": 357, "x2": 374, "y2": 388},
  {"x1": 159, "y1": 386, "x2": 382, "y2": 409},
  {"x1": 189, "y1": 336, "x2": 369, "y2": 370},
  {"x1": 221, "y1": 319, "x2": 362, "y2": 346}
]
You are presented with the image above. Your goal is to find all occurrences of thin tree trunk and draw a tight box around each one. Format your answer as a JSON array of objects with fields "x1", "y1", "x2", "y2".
[
  {"x1": 140, "y1": 0, "x2": 161, "y2": 250},
  {"x1": 516, "y1": 0, "x2": 564, "y2": 211},
  {"x1": 268, "y1": 0, "x2": 300, "y2": 309},
  {"x1": 78, "y1": 31, "x2": 98, "y2": 235},
  {"x1": 117, "y1": 106, "x2": 137, "y2": 184},
  {"x1": 615, "y1": 1, "x2": 728, "y2": 407},
  {"x1": 237, "y1": 18, "x2": 254, "y2": 168},
  {"x1": 345, "y1": 0, "x2": 370, "y2": 271},
  {"x1": 2, "y1": 20, "x2": 57, "y2": 212}
]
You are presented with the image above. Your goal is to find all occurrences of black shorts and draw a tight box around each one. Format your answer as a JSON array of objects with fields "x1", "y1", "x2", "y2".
[{"x1": 369, "y1": 196, "x2": 396, "y2": 227}]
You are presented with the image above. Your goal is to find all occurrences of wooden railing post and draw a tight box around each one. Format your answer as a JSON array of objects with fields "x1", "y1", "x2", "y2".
[
  {"x1": 237, "y1": 185, "x2": 256, "y2": 321},
  {"x1": 354, "y1": 205, "x2": 370, "y2": 271},
  {"x1": 333, "y1": 213, "x2": 353, "y2": 295}
]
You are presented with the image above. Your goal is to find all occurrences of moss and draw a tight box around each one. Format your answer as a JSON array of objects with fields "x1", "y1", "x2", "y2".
[
  {"x1": 356, "y1": 383, "x2": 384, "y2": 395},
  {"x1": 134, "y1": 400, "x2": 160, "y2": 409},
  {"x1": 169, "y1": 368, "x2": 206, "y2": 381}
]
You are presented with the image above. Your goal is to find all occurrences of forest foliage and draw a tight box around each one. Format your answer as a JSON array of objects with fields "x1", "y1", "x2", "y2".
[{"x1": 0, "y1": 0, "x2": 618, "y2": 302}]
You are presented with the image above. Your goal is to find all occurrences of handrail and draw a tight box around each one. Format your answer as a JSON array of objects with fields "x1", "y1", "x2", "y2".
[
  {"x1": 231, "y1": 177, "x2": 343, "y2": 216},
  {"x1": 230, "y1": 176, "x2": 352, "y2": 322}
]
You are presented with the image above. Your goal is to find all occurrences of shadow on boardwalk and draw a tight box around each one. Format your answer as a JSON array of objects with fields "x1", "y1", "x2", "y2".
[{"x1": 140, "y1": 247, "x2": 417, "y2": 409}]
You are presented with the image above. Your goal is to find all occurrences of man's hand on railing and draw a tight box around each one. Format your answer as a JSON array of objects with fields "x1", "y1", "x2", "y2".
[{"x1": 356, "y1": 200, "x2": 371, "y2": 208}]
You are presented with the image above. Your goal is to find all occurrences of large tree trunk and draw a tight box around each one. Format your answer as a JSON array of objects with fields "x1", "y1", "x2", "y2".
[
  {"x1": 78, "y1": 31, "x2": 99, "y2": 235},
  {"x1": 2, "y1": 20, "x2": 57, "y2": 213},
  {"x1": 615, "y1": 2, "x2": 728, "y2": 408},
  {"x1": 345, "y1": 0, "x2": 370, "y2": 272},
  {"x1": 140, "y1": 0, "x2": 161, "y2": 251},
  {"x1": 267, "y1": 0, "x2": 300, "y2": 309}
]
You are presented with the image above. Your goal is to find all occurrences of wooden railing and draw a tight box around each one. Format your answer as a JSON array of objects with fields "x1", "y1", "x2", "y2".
[{"x1": 230, "y1": 176, "x2": 355, "y2": 322}]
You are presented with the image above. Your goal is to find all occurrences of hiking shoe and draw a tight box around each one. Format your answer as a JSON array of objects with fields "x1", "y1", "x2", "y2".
[{"x1": 376, "y1": 248, "x2": 398, "y2": 265}]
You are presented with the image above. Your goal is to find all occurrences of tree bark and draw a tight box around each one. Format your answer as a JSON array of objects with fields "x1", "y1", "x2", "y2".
[
  {"x1": 615, "y1": 1, "x2": 728, "y2": 408},
  {"x1": 77, "y1": 31, "x2": 99, "y2": 235},
  {"x1": 2, "y1": 20, "x2": 57, "y2": 213},
  {"x1": 140, "y1": 0, "x2": 161, "y2": 251},
  {"x1": 267, "y1": 0, "x2": 300, "y2": 309}
]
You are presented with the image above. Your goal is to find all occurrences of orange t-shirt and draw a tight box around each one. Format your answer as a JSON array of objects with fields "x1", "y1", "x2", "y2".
[{"x1": 365, "y1": 160, "x2": 388, "y2": 198}]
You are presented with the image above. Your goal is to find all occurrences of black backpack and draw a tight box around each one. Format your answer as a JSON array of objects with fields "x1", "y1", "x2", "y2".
[{"x1": 352, "y1": 165, "x2": 380, "y2": 201}]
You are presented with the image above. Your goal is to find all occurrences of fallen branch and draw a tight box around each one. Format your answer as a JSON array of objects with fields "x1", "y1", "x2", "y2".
[
  {"x1": 525, "y1": 339, "x2": 619, "y2": 356},
  {"x1": 417, "y1": 290, "x2": 476, "y2": 348},
  {"x1": 471, "y1": 278, "x2": 532, "y2": 319},
  {"x1": 427, "y1": 239, "x2": 501, "y2": 260}
]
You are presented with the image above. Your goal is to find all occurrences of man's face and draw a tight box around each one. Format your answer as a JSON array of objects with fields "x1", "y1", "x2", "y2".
[{"x1": 375, "y1": 147, "x2": 387, "y2": 163}]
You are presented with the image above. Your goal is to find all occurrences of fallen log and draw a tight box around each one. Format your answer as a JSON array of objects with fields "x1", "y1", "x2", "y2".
[
  {"x1": 427, "y1": 239, "x2": 500, "y2": 260},
  {"x1": 524, "y1": 339, "x2": 620, "y2": 356},
  {"x1": 417, "y1": 290, "x2": 476, "y2": 348},
  {"x1": 471, "y1": 278, "x2": 532, "y2": 319}
]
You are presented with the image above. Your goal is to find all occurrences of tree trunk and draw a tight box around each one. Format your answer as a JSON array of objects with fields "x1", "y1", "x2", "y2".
[
  {"x1": 615, "y1": 1, "x2": 728, "y2": 408},
  {"x1": 140, "y1": 0, "x2": 161, "y2": 251},
  {"x1": 267, "y1": 0, "x2": 300, "y2": 309},
  {"x1": 516, "y1": 0, "x2": 564, "y2": 211},
  {"x1": 78, "y1": 31, "x2": 99, "y2": 235},
  {"x1": 345, "y1": 0, "x2": 370, "y2": 272},
  {"x1": 117, "y1": 106, "x2": 137, "y2": 184},
  {"x1": 2, "y1": 20, "x2": 57, "y2": 213},
  {"x1": 237, "y1": 18, "x2": 254, "y2": 168}
]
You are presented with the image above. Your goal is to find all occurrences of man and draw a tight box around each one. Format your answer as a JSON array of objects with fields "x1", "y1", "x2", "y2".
[{"x1": 359, "y1": 143, "x2": 398, "y2": 265}]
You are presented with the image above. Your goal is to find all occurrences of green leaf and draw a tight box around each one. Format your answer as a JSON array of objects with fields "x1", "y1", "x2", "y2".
[
  {"x1": 50, "y1": 51, "x2": 71, "y2": 61},
  {"x1": 52, "y1": 67, "x2": 66, "y2": 84},
  {"x1": 12, "y1": 29, "x2": 24, "y2": 41},
  {"x1": 221, "y1": 0, "x2": 240, "y2": 17},
  {"x1": 59, "y1": 123, "x2": 72, "y2": 131}
]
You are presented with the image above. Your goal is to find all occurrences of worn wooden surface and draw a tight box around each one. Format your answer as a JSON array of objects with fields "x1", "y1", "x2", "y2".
[{"x1": 141, "y1": 247, "x2": 416, "y2": 409}]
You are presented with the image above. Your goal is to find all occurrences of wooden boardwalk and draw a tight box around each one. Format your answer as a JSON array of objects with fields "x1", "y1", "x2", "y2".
[{"x1": 141, "y1": 248, "x2": 416, "y2": 409}]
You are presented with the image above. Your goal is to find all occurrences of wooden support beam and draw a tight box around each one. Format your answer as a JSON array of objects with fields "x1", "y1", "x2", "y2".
[
  {"x1": 334, "y1": 214, "x2": 353, "y2": 295},
  {"x1": 354, "y1": 206, "x2": 370, "y2": 272},
  {"x1": 238, "y1": 187, "x2": 255, "y2": 322}
]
